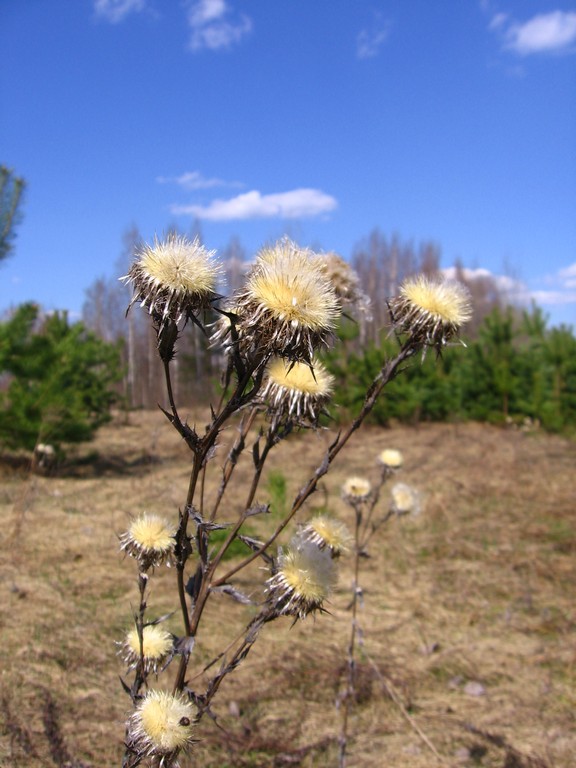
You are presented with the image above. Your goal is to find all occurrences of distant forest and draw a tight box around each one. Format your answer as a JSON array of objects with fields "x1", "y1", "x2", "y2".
[{"x1": 80, "y1": 226, "x2": 575, "y2": 433}]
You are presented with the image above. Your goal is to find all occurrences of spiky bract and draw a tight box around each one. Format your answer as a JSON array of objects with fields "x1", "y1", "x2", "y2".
[
  {"x1": 388, "y1": 275, "x2": 472, "y2": 349},
  {"x1": 127, "y1": 689, "x2": 195, "y2": 764},
  {"x1": 233, "y1": 239, "x2": 340, "y2": 365},
  {"x1": 260, "y1": 357, "x2": 334, "y2": 425},
  {"x1": 122, "y1": 624, "x2": 174, "y2": 674},
  {"x1": 266, "y1": 536, "x2": 337, "y2": 619},
  {"x1": 300, "y1": 515, "x2": 353, "y2": 557},
  {"x1": 120, "y1": 514, "x2": 176, "y2": 570},
  {"x1": 341, "y1": 476, "x2": 372, "y2": 503}
]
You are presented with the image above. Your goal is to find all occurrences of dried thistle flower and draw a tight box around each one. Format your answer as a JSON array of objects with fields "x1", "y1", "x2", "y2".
[
  {"x1": 341, "y1": 476, "x2": 372, "y2": 503},
  {"x1": 314, "y1": 251, "x2": 371, "y2": 319},
  {"x1": 266, "y1": 536, "x2": 338, "y2": 619},
  {"x1": 121, "y1": 624, "x2": 174, "y2": 674},
  {"x1": 260, "y1": 356, "x2": 334, "y2": 425},
  {"x1": 390, "y1": 482, "x2": 421, "y2": 516},
  {"x1": 122, "y1": 234, "x2": 221, "y2": 360},
  {"x1": 388, "y1": 275, "x2": 472, "y2": 350},
  {"x1": 127, "y1": 689, "x2": 196, "y2": 764},
  {"x1": 233, "y1": 238, "x2": 340, "y2": 365},
  {"x1": 378, "y1": 449, "x2": 403, "y2": 469},
  {"x1": 120, "y1": 514, "x2": 176, "y2": 570},
  {"x1": 300, "y1": 515, "x2": 353, "y2": 557}
]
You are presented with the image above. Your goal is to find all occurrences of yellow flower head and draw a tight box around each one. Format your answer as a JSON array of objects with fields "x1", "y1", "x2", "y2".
[
  {"x1": 120, "y1": 514, "x2": 176, "y2": 570},
  {"x1": 341, "y1": 476, "x2": 372, "y2": 503},
  {"x1": 234, "y1": 238, "x2": 340, "y2": 364},
  {"x1": 378, "y1": 449, "x2": 404, "y2": 469},
  {"x1": 388, "y1": 275, "x2": 472, "y2": 349},
  {"x1": 122, "y1": 624, "x2": 174, "y2": 674},
  {"x1": 128, "y1": 689, "x2": 196, "y2": 760},
  {"x1": 300, "y1": 515, "x2": 353, "y2": 557},
  {"x1": 260, "y1": 356, "x2": 334, "y2": 424},
  {"x1": 123, "y1": 234, "x2": 221, "y2": 322},
  {"x1": 391, "y1": 482, "x2": 421, "y2": 516},
  {"x1": 266, "y1": 535, "x2": 338, "y2": 619}
]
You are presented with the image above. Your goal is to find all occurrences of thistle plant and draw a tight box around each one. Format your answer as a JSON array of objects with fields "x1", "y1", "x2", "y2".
[
  {"x1": 337, "y1": 449, "x2": 415, "y2": 767},
  {"x1": 117, "y1": 233, "x2": 471, "y2": 766}
]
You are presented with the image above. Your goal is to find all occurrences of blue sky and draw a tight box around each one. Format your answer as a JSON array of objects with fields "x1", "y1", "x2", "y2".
[{"x1": 1, "y1": 0, "x2": 575, "y2": 327}]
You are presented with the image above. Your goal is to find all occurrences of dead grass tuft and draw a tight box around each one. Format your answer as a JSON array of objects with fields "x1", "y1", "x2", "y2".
[{"x1": 0, "y1": 412, "x2": 574, "y2": 766}]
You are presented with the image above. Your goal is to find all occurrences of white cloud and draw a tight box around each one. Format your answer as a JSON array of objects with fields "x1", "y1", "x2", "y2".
[
  {"x1": 356, "y1": 18, "x2": 391, "y2": 59},
  {"x1": 494, "y1": 10, "x2": 576, "y2": 55},
  {"x1": 156, "y1": 170, "x2": 241, "y2": 190},
  {"x1": 171, "y1": 188, "x2": 338, "y2": 221},
  {"x1": 530, "y1": 289, "x2": 576, "y2": 306},
  {"x1": 558, "y1": 262, "x2": 576, "y2": 288},
  {"x1": 444, "y1": 262, "x2": 576, "y2": 316},
  {"x1": 186, "y1": 0, "x2": 252, "y2": 51},
  {"x1": 442, "y1": 266, "x2": 529, "y2": 301},
  {"x1": 93, "y1": 0, "x2": 146, "y2": 23}
]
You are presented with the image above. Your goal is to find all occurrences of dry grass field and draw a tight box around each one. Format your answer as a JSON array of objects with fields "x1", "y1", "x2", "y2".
[{"x1": 0, "y1": 410, "x2": 574, "y2": 768}]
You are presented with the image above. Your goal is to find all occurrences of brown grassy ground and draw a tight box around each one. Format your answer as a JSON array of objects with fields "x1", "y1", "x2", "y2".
[{"x1": 0, "y1": 411, "x2": 574, "y2": 768}]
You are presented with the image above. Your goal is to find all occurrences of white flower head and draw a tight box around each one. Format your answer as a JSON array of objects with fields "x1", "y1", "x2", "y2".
[
  {"x1": 378, "y1": 449, "x2": 403, "y2": 470},
  {"x1": 388, "y1": 275, "x2": 472, "y2": 350},
  {"x1": 127, "y1": 689, "x2": 196, "y2": 763},
  {"x1": 300, "y1": 515, "x2": 353, "y2": 557},
  {"x1": 341, "y1": 476, "x2": 372, "y2": 504},
  {"x1": 121, "y1": 624, "x2": 174, "y2": 674},
  {"x1": 120, "y1": 514, "x2": 176, "y2": 570},
  {"x1": 266, "y1": 534, "x2": 338, "y2": 619},
  {"x1": 233, "y1": 238, "x2": 340, "y2": 365},
  {"x1": 260, "y1": 356, "x2": 334, "y2": 425},
  {"x1": 391, "y1": 482, "x2": 421, "y2": 516}
]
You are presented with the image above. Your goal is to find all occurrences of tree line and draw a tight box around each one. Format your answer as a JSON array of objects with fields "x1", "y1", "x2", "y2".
[{"x1": 1, "y1": 217, "x2": 574, "y2": 456}]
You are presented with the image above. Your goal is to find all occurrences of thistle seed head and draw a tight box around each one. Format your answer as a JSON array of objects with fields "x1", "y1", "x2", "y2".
[
  {"x1": 121, "y1": 624, "x2": 174, "y2": 674},
  {"x1": 266, "y1": 536, "x2": 338, "y2": 619},
  {"x1": 300, "y1": 515, "x2": 353, "y2": 557},
  {"x1": 341, "y1": 476, "x2": 372, "y2": 503},
  {"x1": 120, "y1": 514, "x2": 176, "y2": 570},
  {"x1": 233, "y1": 238, "x2": 340, "y2": 365},
  {"x1": 260, "y1": 356, "x2": 334, "y2": 425},
  {"x1": 123, "y1": 234, "x2": 221, "y2": 321},
  {"x1": 314, "y1": 251, "x2": 372, "y2": 319},
  {"x1": 391, "y1": 482, "x2": 421, "y2": 516},
  {"x1": 127, "y1": 689, "x2": 196, "y2": 763},
  {"x1": 378, "y1": 449, "x2": 404, "y2": 470},
  {"x1": 388, "y1": 275, "x2": 472, "y2": 350}
]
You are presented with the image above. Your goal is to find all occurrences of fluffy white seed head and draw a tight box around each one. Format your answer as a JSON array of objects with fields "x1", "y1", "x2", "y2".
[
  {"x1": 266, "y1": 535, "x2": 338, "y2": 619},
  {"x1": 233, "y1": 238, "x2": 340, "y2": 364},
  {"x1": 120, "y1": 514, "x2": 176, "y2": 570},
  {"x1": 341, "y1": 476, "x2": 372, "y2": 503},
  {"x1": 128, "y1": 689, "x2": 196, "y2": 760},
  {"x1": 388, "y1": 275, "x2": 472, "y2": 349}
]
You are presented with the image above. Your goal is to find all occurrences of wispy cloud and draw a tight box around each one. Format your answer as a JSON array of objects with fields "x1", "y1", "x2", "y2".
[
  {"x1": 171, "y1": 188, "x2": 338, "y2": 221},
  {"x1": 186, "y1": 0, "x2": 252, "y2": 51},
  {"x1": 449, "y1": 263, "x2": 576, "y2": 313},
  {"x1": 443, "y1": 266, "x2": 529, "y2": 302},
  {"x1": 156, "y1": 170, "x2": 242, "y2": 190},
  {"x1": 532, "y1": 262, "x2": 576, "y2": 307},
  {"x1": 93, "y1": 0, "x2": 146, "y2": 24},
  {"x1": 491, "y1": 10, "x2": 576, "y2": 55},
  {"x1": 356, "y1": 17, "x2": 391, "y2": 59}
]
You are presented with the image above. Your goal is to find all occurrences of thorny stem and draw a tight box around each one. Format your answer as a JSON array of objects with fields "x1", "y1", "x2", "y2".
[
  {"x1": 170, "y1": 360, "x2": 264, "y2": 693},
  {"x1": 338, "y1": 507, "x2": 363, "y2": 768},
  {"x1": 214, "y1": 342, "x2": 415, "y2": 587},
  {"x1": 210, "y1": 407, "x2": 259, "y2": 522}
]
